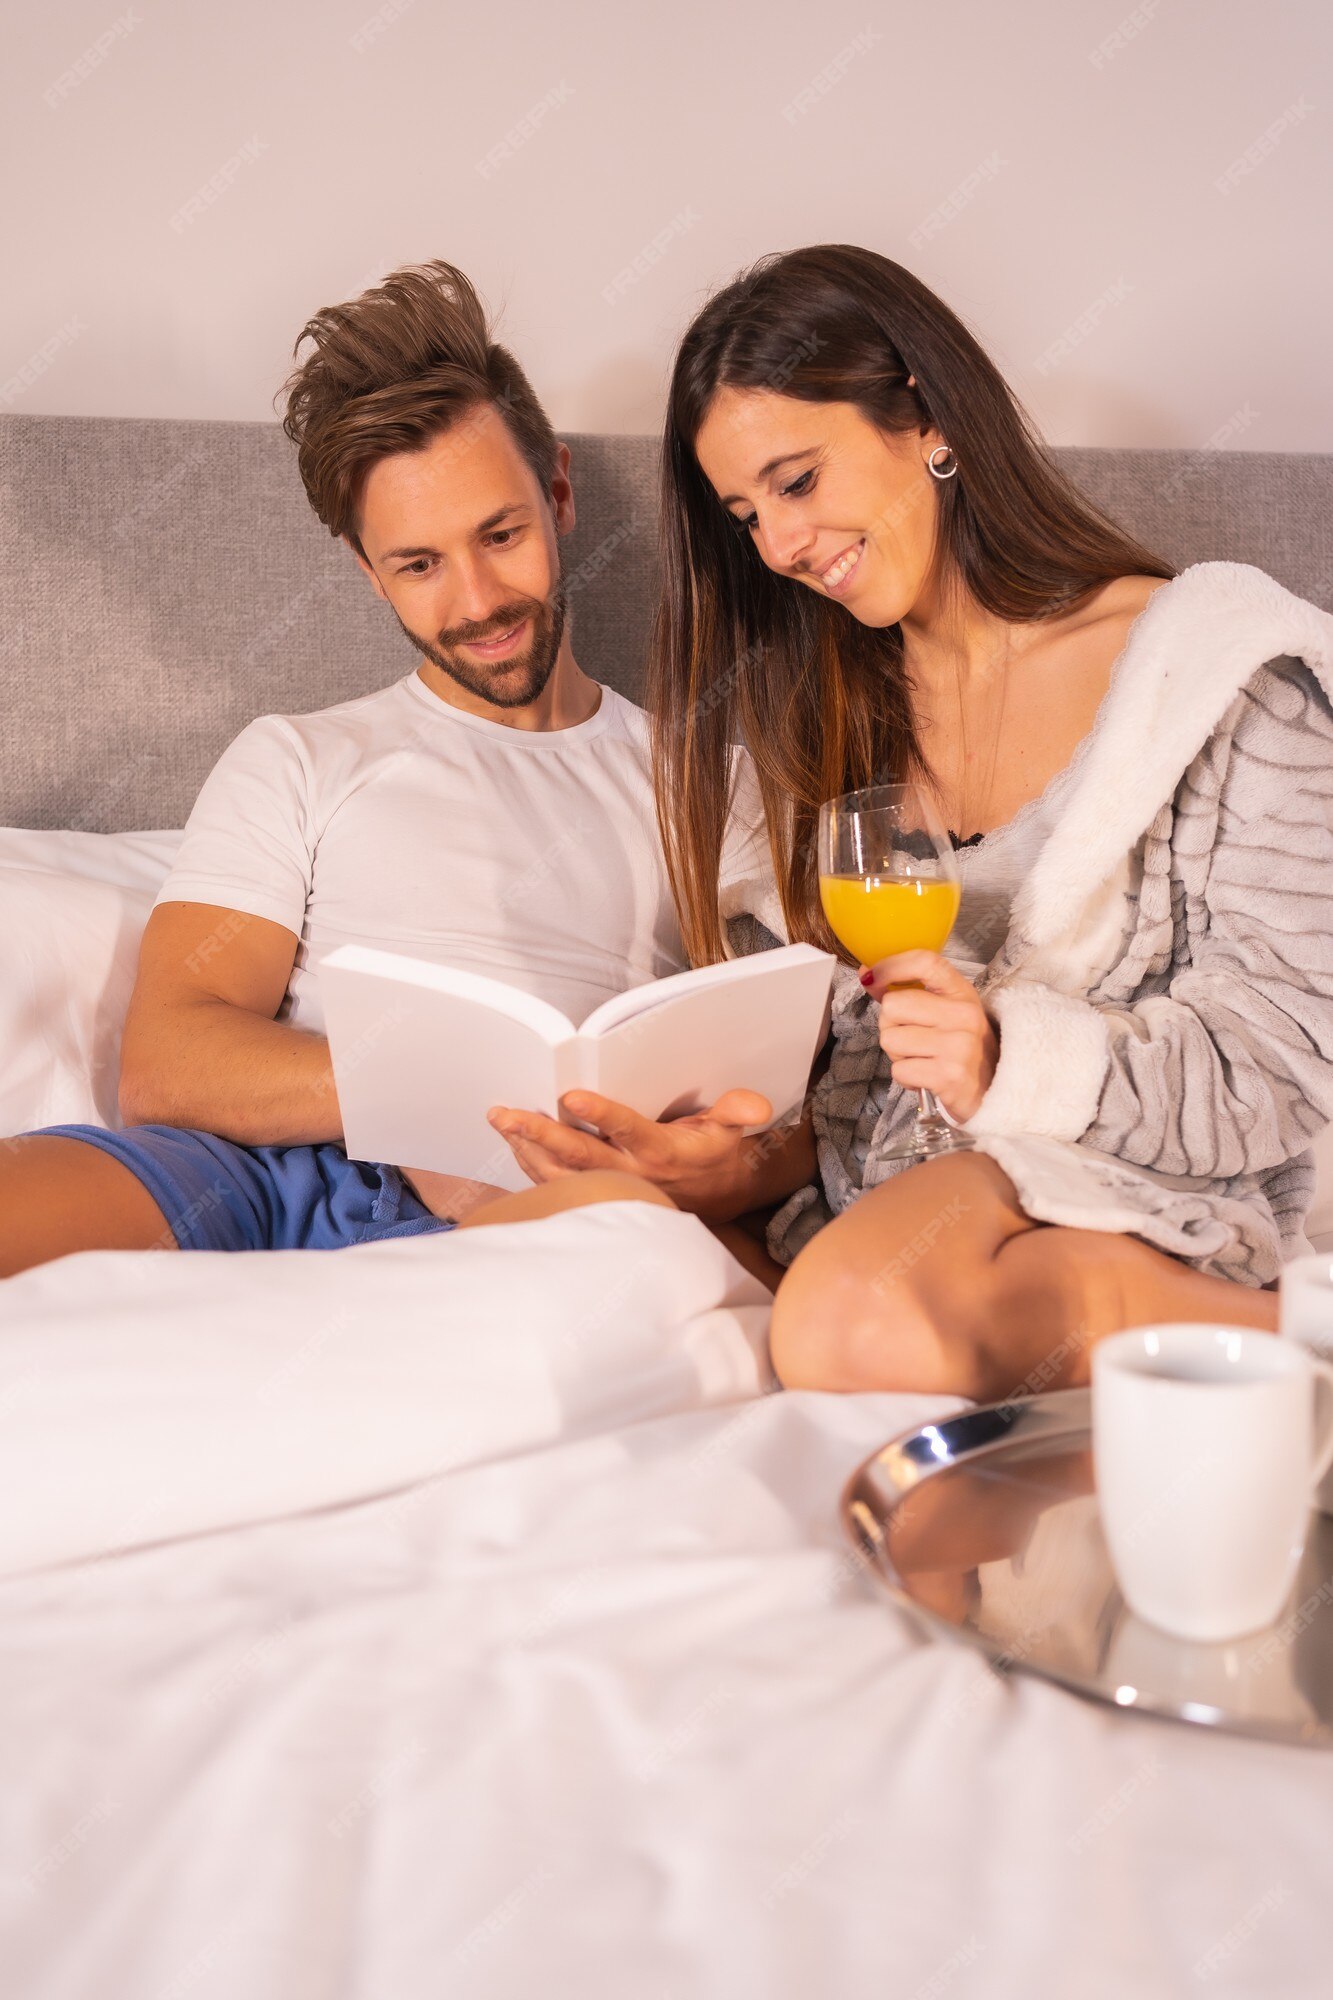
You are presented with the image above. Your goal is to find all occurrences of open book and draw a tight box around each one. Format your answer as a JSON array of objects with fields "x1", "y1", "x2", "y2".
[{"x1": 318, "y1": 942, "x2": 835, "y2": 1193}]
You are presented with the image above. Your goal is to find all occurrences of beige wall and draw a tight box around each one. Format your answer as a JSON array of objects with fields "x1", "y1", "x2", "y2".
[{"x1": 4, "y1": 0, "x2": 1329, "y2": 447}]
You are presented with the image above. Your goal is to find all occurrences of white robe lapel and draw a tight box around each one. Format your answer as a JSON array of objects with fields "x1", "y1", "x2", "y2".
[{"x1": 1011, "y1": 561, "x2": 1333, "y2": 958}]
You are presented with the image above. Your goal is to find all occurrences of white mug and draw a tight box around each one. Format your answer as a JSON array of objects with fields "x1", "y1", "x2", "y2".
[
  {"x1": 1280, "y1": 1253, "x2": 1333, "y2": 1514},
  {"x1": 1092, "y1": 1324, "x2": 1333, "y2": 1643}
]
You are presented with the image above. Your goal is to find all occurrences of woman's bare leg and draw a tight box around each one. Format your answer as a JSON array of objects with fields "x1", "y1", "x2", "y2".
[
  {"x1": 769, "y1": 1151, "x2": 1277, "y2": 1401},
  {"x1": 452, "y1": 1169, "x2": 678, "y2": 1231},
  {"x1": 0, "y1": 1135, "x2": 178, "y2": 1279}
]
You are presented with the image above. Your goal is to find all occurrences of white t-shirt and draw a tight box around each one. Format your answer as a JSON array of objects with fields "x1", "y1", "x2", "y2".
[{"x1": 155, "y1": 669, "x2": 773, "y2": 1036}]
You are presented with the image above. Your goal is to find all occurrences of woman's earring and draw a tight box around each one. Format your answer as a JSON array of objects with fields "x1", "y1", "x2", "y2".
[{"x1": 927, "y1": 444, "x2": 958, "y2": 480}]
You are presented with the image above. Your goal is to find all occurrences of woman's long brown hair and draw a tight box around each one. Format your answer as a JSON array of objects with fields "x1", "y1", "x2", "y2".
[{"x1": 648, "y1": 244, "x2": 1175, "y2": 966}]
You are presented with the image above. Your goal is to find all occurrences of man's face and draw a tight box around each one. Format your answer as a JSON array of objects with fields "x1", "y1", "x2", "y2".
[{"x1": 352, "y1": 403, "x2": 572, "y2": 711}]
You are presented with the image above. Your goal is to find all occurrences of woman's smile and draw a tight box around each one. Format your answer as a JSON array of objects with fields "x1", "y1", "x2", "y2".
[{"x1": 817, "y1": 537, "x2": 866, "y2": 594}]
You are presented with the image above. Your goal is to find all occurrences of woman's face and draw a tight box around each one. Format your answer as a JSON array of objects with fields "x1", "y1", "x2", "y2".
[{"x1": 693, "y1": 387, "x2": 948, "y2": 628}]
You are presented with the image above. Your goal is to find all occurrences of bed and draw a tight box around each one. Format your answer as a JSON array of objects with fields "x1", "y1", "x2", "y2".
[{"x1": 2, "y1": 415, "x2": 1332, "y2": 1997}]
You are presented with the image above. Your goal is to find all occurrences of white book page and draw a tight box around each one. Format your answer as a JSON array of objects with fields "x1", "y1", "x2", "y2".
[
  {"x1": 324, "y1": 946, "x2": 577, "y2": 1040},
  {"x1": 577, "y1": 944, "x2": 824, "y2": 1037},
  {"x1": 318, "y1": 947, "x2": 576, "y2": 1193},
  {"x1": 584, "y1": 948, "x2": 834, "y2": 1127}
]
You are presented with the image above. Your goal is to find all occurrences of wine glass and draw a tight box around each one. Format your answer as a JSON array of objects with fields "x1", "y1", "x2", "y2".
[{"x1": 817, "y1": 781, "x2": 974, "y2": 1163}]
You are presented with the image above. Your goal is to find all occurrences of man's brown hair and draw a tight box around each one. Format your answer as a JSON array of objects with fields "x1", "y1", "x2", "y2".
[{"x1": 279, "y1": 259, "x2": 560, "y2": 560}]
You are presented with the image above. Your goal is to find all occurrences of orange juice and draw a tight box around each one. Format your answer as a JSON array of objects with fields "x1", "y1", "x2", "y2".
[{"x1": 819, "y1": 874, "x2": 961, "y2": 968}]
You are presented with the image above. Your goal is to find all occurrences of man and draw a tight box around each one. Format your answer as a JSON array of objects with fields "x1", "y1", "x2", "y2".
[{"x1": 0, "y1": 261, "x2": 772, "y2": 1278}]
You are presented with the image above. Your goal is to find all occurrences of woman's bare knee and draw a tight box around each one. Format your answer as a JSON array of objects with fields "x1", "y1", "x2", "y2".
[
  {"x1": 769, "y1": 1235, "x2": 987, "y2": 1396},
  {"x1": 767, "y1": 1154, "x2": 1026, "y2": 1396}
]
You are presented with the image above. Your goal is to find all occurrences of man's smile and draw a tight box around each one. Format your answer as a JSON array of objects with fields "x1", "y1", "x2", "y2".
[{"x1": 457, "y1": 619, "x2": 529, "y2": 659}]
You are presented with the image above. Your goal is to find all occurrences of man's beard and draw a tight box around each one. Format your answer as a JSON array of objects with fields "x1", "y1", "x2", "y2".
[{"x1": 390, "y1": 562, "x2": 568, "y2": 711}]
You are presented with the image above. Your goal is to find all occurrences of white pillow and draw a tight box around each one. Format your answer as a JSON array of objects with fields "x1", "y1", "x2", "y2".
[{"x1": 0, "y1": 828, "x2": 182, "y2": 1137}]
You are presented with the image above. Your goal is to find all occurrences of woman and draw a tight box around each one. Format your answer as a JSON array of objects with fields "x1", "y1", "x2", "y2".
[{"x1": 489, "y1": 243, "x2": 1333, "y2": 1403}]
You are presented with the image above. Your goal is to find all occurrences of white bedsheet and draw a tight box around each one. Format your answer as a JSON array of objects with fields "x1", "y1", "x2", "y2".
[{"x1": 0, "y1": 1204, "x2": 1328, "y2": 1999}]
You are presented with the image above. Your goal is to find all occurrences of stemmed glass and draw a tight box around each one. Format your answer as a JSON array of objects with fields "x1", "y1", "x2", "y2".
[{"x1": 817, "y1": 781, "x2": 974, "y2": 1163}]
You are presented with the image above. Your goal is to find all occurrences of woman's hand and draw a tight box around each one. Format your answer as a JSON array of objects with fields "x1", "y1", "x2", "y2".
[
  {"x1": 860, "y1": 950, "x2": 999, "y2": 1124},
  {"x1": 485, "y1": 1087, "x2": 780, "y2": 1223}
]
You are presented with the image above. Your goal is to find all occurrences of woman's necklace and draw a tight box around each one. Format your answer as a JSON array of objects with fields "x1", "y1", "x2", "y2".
[{"x1": 942, "y1": 627, "x2": 1014, "y2": 843}]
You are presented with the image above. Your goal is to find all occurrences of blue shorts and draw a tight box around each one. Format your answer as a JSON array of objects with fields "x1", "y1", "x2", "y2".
[{"x1": 30, "y1": 1123, "x2": 459, "y2": 1254}]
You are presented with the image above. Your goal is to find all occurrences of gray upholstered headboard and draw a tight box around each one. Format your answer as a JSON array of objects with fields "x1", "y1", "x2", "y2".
[{"x1": 3, "y1": 411, "x2": 1330, "y2": 833}]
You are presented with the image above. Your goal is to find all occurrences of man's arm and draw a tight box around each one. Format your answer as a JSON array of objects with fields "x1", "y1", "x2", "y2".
[{"x1": 117, "y1": 901, "x2": 342, "y2": 1146}]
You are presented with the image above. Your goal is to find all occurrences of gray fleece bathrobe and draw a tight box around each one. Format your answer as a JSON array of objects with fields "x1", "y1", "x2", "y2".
[{"x1": 719, "y1": 562, "x2": 1333, "y2": 1285}]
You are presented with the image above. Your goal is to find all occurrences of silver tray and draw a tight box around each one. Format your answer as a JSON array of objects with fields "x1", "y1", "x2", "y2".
[{"x1": 841, "y1": 1387, "x2": 1333, "y2": 1748}]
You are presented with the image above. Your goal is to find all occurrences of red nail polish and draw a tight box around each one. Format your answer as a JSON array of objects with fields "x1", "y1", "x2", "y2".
[{"x1": 858, "y1": 969, "x2": 874, "y2": 988}]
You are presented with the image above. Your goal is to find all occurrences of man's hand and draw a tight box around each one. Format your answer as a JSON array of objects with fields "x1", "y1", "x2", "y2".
[
  {"x1": 861, "y1": 950, "x2": 998, "y2": 1123},
  {"x1": 485, "y1": 1087, "x2": 774, "y2": 1223}
]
